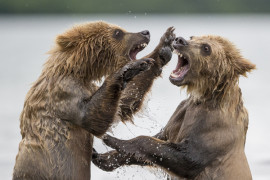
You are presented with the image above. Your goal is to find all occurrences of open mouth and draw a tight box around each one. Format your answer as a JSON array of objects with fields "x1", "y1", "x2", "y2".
[
  {"x1": 128, "y1": 42, "x2": 148, "y2": 60},
  {"x1": 170, "y1": 50, "x2": 190, "y2": 81}
]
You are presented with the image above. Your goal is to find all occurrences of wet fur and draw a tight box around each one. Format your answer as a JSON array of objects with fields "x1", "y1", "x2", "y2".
[
  {"x1": 13, "y1": 21, "x2": 175, "y2": 180},
  {"x1": 93, "y1": 35, "x2": 255, "y2": 179}
]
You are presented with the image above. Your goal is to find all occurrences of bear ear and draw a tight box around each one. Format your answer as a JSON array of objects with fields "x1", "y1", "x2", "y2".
[
  {"x1": 235, "y1": 57, "x2": 256, "y2": 76},
  {"x1": 56, "y1": 34, "x2": 78, "y2": 50}
]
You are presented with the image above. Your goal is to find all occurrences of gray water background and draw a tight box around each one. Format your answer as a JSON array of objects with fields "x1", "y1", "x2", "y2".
[{"x1": 0, "y1": 14, "x2": 270, "y2": 179}]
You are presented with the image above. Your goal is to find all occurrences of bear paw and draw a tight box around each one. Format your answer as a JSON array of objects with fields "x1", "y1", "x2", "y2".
[
  {"x1": 159, "y1": 46, "x2": 173, "y2": 66},
  {"x1": 121, "y1": 58, "x2": 154, "y2": 88},
  {"x1": 159, "y1": 27, "x2": 175, "y2": 66},
  {"x1": 160, "y1": 26, "x2": 176, "y2": 48}
]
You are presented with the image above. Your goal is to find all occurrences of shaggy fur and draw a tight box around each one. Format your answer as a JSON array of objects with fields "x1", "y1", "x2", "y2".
[
  {"x1": 93, "y1": 35, "x2": 255, "y2": 180},
  {"x1": 13, "y1": 21, "x2": 175, "y2": 180}
]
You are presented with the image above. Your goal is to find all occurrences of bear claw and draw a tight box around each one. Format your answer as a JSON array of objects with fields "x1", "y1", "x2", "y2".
[{"x1": 161, "y1": 26, "x2": 176, "y2": 49}]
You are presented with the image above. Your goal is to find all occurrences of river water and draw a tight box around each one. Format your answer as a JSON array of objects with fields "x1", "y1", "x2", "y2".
[{"x1": 0, "y1": 14, "x2": 270, "y2": 179}]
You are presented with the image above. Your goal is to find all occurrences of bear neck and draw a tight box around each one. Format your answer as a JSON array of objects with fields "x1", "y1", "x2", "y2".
[{"x1": 189, "y1": 78, "x2": 244, "y2": 110}]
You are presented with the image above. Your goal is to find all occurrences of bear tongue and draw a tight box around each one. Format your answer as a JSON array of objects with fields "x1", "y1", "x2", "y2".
[
  {"x1": 170, "y1": 59, "x2": 189, "y2": 79},
  {"x1": 129, "y1": 43, "x2": 147, "y2": 60},
  {"x1": 170, "y1": 54, "x2": 190, "y2": 79},
  {"x1": 129, "y1": 49, "x2": 138, "y2": 60},
  {"x1": 170, "y1": 66, "x2": 189, "y2": 79}
]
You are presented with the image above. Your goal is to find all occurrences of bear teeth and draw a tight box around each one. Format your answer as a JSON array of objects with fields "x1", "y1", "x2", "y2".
[
  {"x1": 177, "y1": 67, "x2": 184, "y2": 73},
  {"x1": 170, "y1": 72, "x2": 178, "y2": 78},
  {"x1": 137, "y1": 43, "x2": 147, "y2": 49},
  {"x1": 141, "y1": 43, "x2": 147, "y2": 48},
  {"x1": 173, "y1": 50, "x2": 184, "y2": 58}
]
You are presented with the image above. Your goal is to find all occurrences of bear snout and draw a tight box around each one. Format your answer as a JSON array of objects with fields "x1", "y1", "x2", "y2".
[
  {"x1": 173, "y1": 37, "x2": 189, "y2": 48},
  {"x1": 139, "y1": 30, "x2": 150, "y2": 40}
]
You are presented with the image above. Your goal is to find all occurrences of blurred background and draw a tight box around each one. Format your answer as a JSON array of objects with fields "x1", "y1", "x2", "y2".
[{"x1": 1, "y1": 0, "x2": 270, "y2": 179}]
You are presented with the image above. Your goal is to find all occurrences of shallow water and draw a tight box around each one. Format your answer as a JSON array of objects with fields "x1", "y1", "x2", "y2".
[{"x1": 0, "y1": 14, "x2": 270, "y2": 179}]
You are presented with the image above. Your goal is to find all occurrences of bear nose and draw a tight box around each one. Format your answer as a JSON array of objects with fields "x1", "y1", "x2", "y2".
[
  {"x1": 140, "y1": 30, "x2": 150, "y2": 39},
  {"x1": 174, "y1": 37, "x2": 188, "y2": 46}
]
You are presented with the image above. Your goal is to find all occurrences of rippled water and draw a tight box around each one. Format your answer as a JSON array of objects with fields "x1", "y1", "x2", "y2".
[{"x1": 0, "y1": 14, "x2": 270, "y2": 179}]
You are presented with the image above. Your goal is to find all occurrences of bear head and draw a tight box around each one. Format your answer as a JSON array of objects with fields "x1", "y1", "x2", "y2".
[
  {"x1": 170, "y1": 35, "x2": 255, "y2": 100},
  {"x1": 49, "y1": 21, "x2": 150, "y2": 81}
]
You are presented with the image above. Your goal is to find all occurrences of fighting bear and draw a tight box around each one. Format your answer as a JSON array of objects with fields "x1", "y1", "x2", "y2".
[
  {"x1": 13, "y1": 21, "x2": 175, "y2": 179},
  {"x1": 93, "y1": 35, "x2": 255, "y2": 180}
]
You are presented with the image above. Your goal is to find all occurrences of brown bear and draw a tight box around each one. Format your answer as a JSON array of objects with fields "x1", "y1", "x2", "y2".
[
  {"x1": 12, "y1": 21, "x2": 175, "y2": 180},
  {"x1": 92, "y1": 35, "x2": 255, "y2": 180}
]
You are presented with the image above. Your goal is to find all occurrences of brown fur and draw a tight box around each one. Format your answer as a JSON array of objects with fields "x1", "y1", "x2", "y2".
[
  {"x1": 93, "y1": 35, "x2": 255, "y2": 180},
  {"x1": 13, "y1": 21, "x2": 175, "y2": 180}
]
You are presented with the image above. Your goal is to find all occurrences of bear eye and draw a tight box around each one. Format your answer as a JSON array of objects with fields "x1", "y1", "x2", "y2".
[
  {"x1": 113, "y1": 29, "x2": 123, "y2": 40},
  {"x1": 204, "y1": 45, "x2": 210, "y2": 52},
  {"x1": 201, "y1": 44, "x2": 211, "y2": 56}
]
